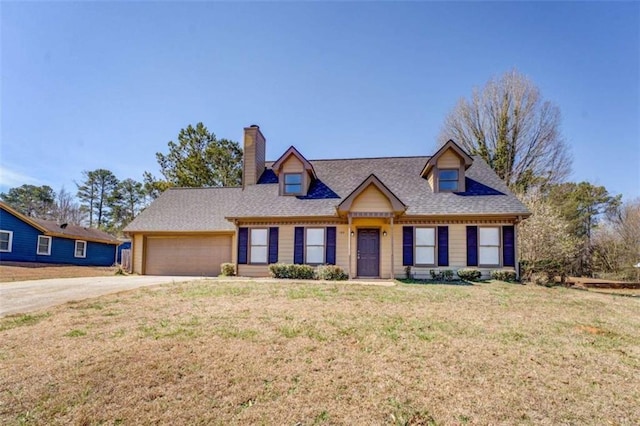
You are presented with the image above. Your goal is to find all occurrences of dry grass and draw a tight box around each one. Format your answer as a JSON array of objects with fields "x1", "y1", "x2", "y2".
[
  {"x1": 0, "y1": 262, "x2": 117, "y2": 283},
  {"x1": 1, "y1": 280, "x2": 638, "y2": 425}
]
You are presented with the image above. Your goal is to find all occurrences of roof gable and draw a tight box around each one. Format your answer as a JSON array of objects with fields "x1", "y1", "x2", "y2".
[
  {"x1": 421, "y1": 139, "x2": 473, "y2": 177},
  {"x1": 337, "y1": 174, "x2": 407, "y2": 215},
  {"x1": 271, "y1": 146, "x2": 317, "y2": 179}
]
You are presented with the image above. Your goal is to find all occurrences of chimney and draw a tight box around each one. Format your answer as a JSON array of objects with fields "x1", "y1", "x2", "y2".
[{"x1": 243, "y1": 124, "x2": 266, "y2": 187}]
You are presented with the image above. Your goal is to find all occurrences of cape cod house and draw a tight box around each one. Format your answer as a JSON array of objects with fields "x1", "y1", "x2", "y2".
[
  {"x1": 0, "y1": 202, "x2": 121, "y2": 266},
  {"x1": 124, "y1": 125, "x2": 530, "y2": 279}
]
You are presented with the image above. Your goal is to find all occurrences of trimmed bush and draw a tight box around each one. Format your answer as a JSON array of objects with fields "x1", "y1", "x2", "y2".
[
  {"x1": 220, "y1": 263, "x2": 236, "y2": 277},
  {"x1": 491, "y1": 270, "x2": 517, "y2": 282},
  {"x1": 457, "y1": 268, "x2": 482, "y2": 282},
  {"x1": 316, "y1": 265, "x2": 348, "y2": 281},
  {"x1": 268, "y1": 263, "x2": 316, "y2": 280}
]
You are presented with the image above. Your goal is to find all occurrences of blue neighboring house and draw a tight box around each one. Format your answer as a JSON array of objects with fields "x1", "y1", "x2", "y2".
[{"x1": 0, "y1": 202, "x2": 120, "y2": 266}]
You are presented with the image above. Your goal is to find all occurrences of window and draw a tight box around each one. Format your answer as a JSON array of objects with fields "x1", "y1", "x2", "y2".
[
  {"x1": 250, "y1": 229, "x2": 268, "y2": 264},
  {"x1": 284, "y1": 173, "x2": 302, "y2": 194},
  {"x1": 415, "y1": 228, "x2": 436, "y2": 265},
  {"x1": 75, "y1": 240, "x2": 87, "y2": 258},
  {"x1": 438, "y1": 169, "x2": 459, "y2": 191},
  {"x1": 0, "y1": 230, "x2": 13, "y2": 252},
  {"x1": 479, "y1": 227, "x2": 500, "y2": 266},
  {"x1": 305, "y1": 228, "x2": 325, "y2": 264},
  {"x1": 37, "y1": 236, "x2": 51, "y2": 255}
]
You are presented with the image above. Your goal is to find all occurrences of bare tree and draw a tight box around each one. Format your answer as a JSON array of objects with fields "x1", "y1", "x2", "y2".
[
  {"x1": 593, "y1": 198, "x2": 640, "y2": 280},
  {"x1": 54, "y1": 187, "x2": 85, "y2": 225},
  {"x1": 439, "y1": 70, "x2": 572, "y2": 191}
]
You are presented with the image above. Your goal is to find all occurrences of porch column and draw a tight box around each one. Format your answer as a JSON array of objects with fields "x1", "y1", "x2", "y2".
[
  {"x1": 347, "y1": 214, "x2": 353, "y2": 279},
  {"x1": 390, "y1": 216, "x2": 395, "y2": 279}
]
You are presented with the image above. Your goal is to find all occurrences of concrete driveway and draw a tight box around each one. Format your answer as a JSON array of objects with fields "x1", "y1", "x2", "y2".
[{"x1": 0, "y1": 275, "x2": 205, "y2": 317}]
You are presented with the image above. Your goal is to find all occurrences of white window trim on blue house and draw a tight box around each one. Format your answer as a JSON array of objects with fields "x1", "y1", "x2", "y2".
[
  {"x1": 75, "y1": 240, "x2": 87, "y2": 258},
  {"x1": 0, "y1": 230, "x2": 13, "y2": 252},
  {"x1": 37, "y1": 235, "x2": 52, "y2": 256}
]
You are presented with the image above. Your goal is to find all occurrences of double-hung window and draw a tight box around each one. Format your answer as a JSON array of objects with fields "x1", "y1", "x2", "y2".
[
  {"x1": 478, "y1": 227, "x2": 500, "y2": 266},
  {"x1": 250, "y1": 229, "x2": 268, "y2": 264},
  {"x1": 284, "y1": 173, "x2": 302, "y2": 195},
  {"x1": 0, "y1": 230, "x2": 13, "y2": 252},
  {"x1": 415, "y1": 228, "x2": 436, "y2": 265},
  {"x1": 37, "y1": 235, "x2": 52, "y2": 255},
  {"x1": 438, "y1": 169, "x2": 459, "y2": 191},
  {"x1": 305, "y1": 228, "x2": 325, "y2": 264},
  {"x1": 75, "y1": 240, "x2": 87, "y2": 258}
]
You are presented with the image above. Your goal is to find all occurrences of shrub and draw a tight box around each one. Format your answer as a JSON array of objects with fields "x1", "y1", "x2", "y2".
[
  {"x1": 429, "y1": 269, "x2": 443, "y2": 280},
  {"x1": 442, "y1": 270, "x2": 454, "y2": 281},
  {"x1": 491, "y1": 270, "x2": 517, "y2": 282},
  {"x1": 268, "y1": 263, "x2": 316, "y2": 280},
  {"x1": 220, "y1": 263, "x2": 236, "y2": 277},
  {"x1": 316, "y1": 265, "x2": 348, "y2": 281},
  {"x1": 457, "y1": 268, "x2": 482, "y2": 282},
  {"x1": 404, "y1": 265, "x2": 412, "y2": 280}
]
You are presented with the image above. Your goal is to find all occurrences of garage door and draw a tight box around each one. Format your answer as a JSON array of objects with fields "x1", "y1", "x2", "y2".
[{"x1": 145, "y1": 235, "x2": 232, "y2": 276}]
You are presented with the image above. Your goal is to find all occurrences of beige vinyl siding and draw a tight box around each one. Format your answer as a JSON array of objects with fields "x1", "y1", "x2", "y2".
[
  {"x1": 427, "y1": 172, "x2": 435, "y2": 191},
  {"x1": 133, "y1": 234, "x2": 144, "y2": 274},
  {"x1": 350, "y1": 185, "x2": 393, "y2": 213},
  {"x1": 436, "y1": 149, "x2": 462, "y2": 168},
  {"x1": 392, "y1": 221, "x2": 515, "y2": 278},
  {"x1": 237, "y1": 223, "x2": 350, "y2": 277}
]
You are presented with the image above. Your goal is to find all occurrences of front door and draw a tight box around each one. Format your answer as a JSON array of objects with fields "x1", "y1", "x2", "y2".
[{"x1": 357, "y1": 229, "x2": 380, "y2": 277}]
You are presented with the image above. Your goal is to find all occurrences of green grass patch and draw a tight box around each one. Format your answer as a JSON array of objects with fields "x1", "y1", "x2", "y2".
[
  {"x1": 65, "y1": 329, "x2": 87, "y2": 338},
  {"x1": 0, "y1": 312, "x2": 51, "y2": 331}
]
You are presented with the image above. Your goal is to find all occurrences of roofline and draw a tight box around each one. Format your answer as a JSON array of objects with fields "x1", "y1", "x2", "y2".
[
  {"x1": 337, "y1": 173, "x2": 407, "y2": 213},
  {"x1": 124, "y1": 230, "x2": 235, "y2": 235},
  {"x1": 1, "y1": 201, "x2": 120, "y2": 245},
  {"x1": 266, "y1": 155, "x2": 432, "y2": 163}
]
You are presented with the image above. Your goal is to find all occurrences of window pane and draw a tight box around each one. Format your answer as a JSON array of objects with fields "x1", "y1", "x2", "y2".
[
  {"x1": 415, "y1": 228, "x2": 435, "y2": 246},
  {"x1": 0, "y1": 232, "x2": 9, "y2": 251},
  {"x1": 75, "y1": 242, "x2": 86, "y2": 257},
  {"x1": 439, "y1": 169, "x2": 458, "y2": 180},
  {"x1": 479, "y1": 228, "x2": 500, "y2": 246},
  {"x1": 285, "y1": 174, "x2": 302, "y2": 184},
  {"x1": 439, "y1": 180, "x2": 458, "y2": 191},
  {"x1": 250, "y1": 246, "x2": 267, "y2": 263},
  {"x1": 38, "y1": 237, "x2": 50, "y2": 254},
  {"x1": 306, "y1": 246, "x2": 324, "y2": 264},
  {"x1": 479, "y1": 247, "x2": 500, "y2": 265},
  {"x1": 251, "y1": 229, "x2": 268, "y2": 245},
  {"x1": 306, "y1": 228, "x2": 325, "y2": 245},
  {"x1": 415, "y1": 247, "x2": 435, "y2": 265},
  {"x1": 285, "y1": 184, "x2": 302, "y2": 194}
]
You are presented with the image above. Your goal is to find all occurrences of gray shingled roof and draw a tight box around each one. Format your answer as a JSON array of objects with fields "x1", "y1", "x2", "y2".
[
  {"x1": 32, "y1": 219, "x2": 121, "y2": 244},
  {"x1": 125, "y1": 156, "x2": 529, "y2": 232}
]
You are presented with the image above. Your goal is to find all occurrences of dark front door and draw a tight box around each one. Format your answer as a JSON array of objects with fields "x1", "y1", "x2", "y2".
[{"x1": 357, "y1": 229, "x2": 380, "y2": 277}]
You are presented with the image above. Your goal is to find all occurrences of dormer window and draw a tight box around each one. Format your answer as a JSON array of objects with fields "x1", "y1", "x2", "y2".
[
  {"x1": 284, "y1": 173, "x2": 303, "y2": 195},
  {"x1": 438, "y1": 169, "x2": 459, "y2": 191}
]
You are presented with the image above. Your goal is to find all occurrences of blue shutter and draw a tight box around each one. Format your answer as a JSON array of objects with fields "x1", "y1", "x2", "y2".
[
  {"x1": 268, "y1": 227, "x2": 279, "y2": 264},
  {"x1": 437, "y1": 226, "x2": 449, "y2": 266},
  {"x1": 503, "y1": 226, "x2": 515, "y2": 267},
  {"x1": 402, "y1": 226, "x2": 414, "y2": 266},
  {"x1": 326, "y1": 227, "x2": 336, "y2": 265},
  {"x1": 238, "y1": 227, "x2": 248, "y2": 264},
  {"x1": 466, "y1": 226, "x2": 478, "y2": 266},
  {"x1": 294, "y1": 227, "x2": 304, "y2": 264}
]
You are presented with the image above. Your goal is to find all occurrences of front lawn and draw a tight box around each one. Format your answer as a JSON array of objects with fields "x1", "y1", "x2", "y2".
[{"x1": 1, "y1": 280, "x2": 638, "y2": 424}]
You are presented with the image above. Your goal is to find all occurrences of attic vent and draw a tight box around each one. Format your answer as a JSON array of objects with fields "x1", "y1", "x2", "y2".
[{"x1": 60, "y1": 223, "x2": 68, "y2": 229}]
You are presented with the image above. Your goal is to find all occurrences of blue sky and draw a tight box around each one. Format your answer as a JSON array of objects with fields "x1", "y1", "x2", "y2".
[{"x1": 2, "y1": 2, "x2": 639, "y2": 201}]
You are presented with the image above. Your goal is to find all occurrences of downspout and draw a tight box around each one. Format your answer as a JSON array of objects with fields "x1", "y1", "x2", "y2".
[
  {"x1": 390, "y1": 216, "x2": 395, "y2": 280},
  {"x1": 515, "y1": 216, "x2": 521, "y2": 280},
  {"x1": 347, "y1": 214, "x2": 352, "y2": 279}
]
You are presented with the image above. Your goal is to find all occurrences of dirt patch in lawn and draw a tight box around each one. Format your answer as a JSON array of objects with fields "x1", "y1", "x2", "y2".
[
  {"x1": 1, "y1": 281, "x2": 638, "y2": 424},
  {"x1": 0, "y1": 262, "x2": 117, "y2": 283}
]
